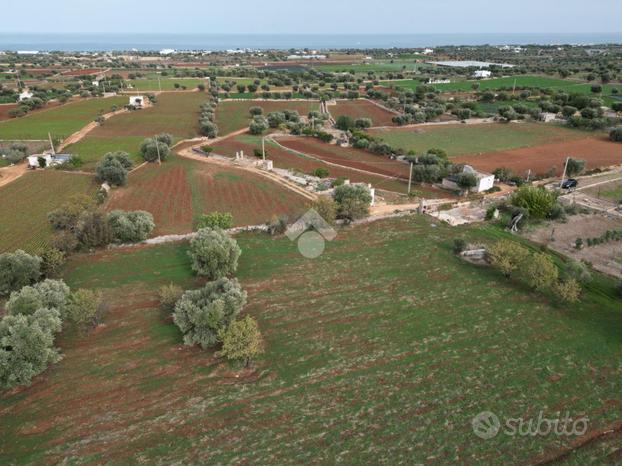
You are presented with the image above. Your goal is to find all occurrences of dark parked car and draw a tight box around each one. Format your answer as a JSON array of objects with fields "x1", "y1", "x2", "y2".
[{"x1": 561, "y1": 179, "x2": 578, "y2": 189}]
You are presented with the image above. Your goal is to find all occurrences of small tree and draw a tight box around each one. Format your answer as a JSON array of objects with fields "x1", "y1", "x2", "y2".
[
  {"x1": 158, "y1": 283, "x2": 184, "y2": 313},
  {"x1": 218, "y1": 315, "x2": 264, "y2": 368},
  {"x1": 196, "y1": 212, "x2": 233, "y2": 231},
  {"x1": 523, "y1": 253, "x2": 559, "y2": 292},
  {"x1": 0, "y1": 250, "x2": 42, "y2": 296},
  {"x1": 74, "y1": 210, "x2": 112, "y2": 249},
  {"x1": 313, "y1": 167, "x2": 330, "y2": 178},
  {"x1": 354, "y1": 118, "x2": 372, "y2": 129},
  {"x1": 40, "y1": 248, "x2": 66, "y2": 277},
  {"x1": 188, "y1": 228, "x2": 241, "y2": 279},
  {"x1": 511, "y1": 186, "x2": 558, "y2": 219},
  {"x1": 95, "y1": 155, "x2": 128, "y2": 186},
  {"x1": 333, "y1": 184, "x2": 372, "y2": 222},
  {"x1": 173, "y1": 278, "x2": 247, "y2": 349},
  {"x1": 249, "y1": 106, "x2": 263, "y2": 116},
  {"x1": 335, "y1": 115, "x2": 355, "y2": 131},
  {"x1": 249, "y1": 116, "x2": 269, "y2": 135},
  {"x1": 200, "y1": 120, "x2": 218, "y2": 138},
  {"x1": 487, "y1": 240, "x2": 530, "y2": 278},
  {"x1": 456, "y1": 173, "x2": 477, "y2": 194},
  {"x1": 0, "y1": 308, "x2": 62, "y2": 389},
  {"x1": 566, "y1": 158, "x2": 586, "y2": 177},
  {"x1": 311, "y1": 196, "x2": 337, "y2": 225},
  {"x1": 66, "y1": 289, "x2": 104, "y2": 332}
]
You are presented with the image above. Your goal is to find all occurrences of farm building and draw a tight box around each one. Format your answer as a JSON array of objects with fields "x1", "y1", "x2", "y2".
[
  {"x1": 27, "y1": 153, "x2": 72, "y2": 169},
  {"x1": 128, "y1": 95, "x2": 144, "y2": 108},
  {"x1": 18, "y1": 90, "x2": 33, "y2": 101},
  {"x1": 473, "y1": 70, "x2": 492, "y2": 79},
  {"x1": 442, "y1": 165, "x2": 495, "y2": 193}
]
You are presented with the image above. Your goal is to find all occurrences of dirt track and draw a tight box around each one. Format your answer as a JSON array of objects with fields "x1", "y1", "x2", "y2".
[
  {"x1": 453, "y1": 136, "x2": 622, "y2": 176},
  {"x1": 0, "y1": 163, "x2": 28, "y2": 188}
]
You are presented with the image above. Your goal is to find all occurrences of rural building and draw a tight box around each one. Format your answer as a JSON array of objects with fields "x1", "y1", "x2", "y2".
[
  {"x1": 128, "y1": 95, "x2": 144, "y2": 108},
  {"x1": 18, "y1": 90, "x2": 33, "y2": 101},
  {"x1": 473, "y1": 70, "x2": 492, "y2": 78},
  {"x1": 442, "y1": 165, "x2": 495, "y2": 193},
  {"x1": 422, "y1": 48, "x2": 434, "y2": 55},
  {"x1": 27, "y1": 153, "x2": 72, "y2": 169}
]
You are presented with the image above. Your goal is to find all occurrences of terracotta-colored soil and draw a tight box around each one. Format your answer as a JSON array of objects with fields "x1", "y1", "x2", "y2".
[
  {"x1": 329, "y1": 100, "x2": 397, "y2": 127},
  {"x1": 453, "y1": 136, "x2": 622, "y2": 176},
  {"x1": 0, "y1": 100, "x2": 65, "y2": 122}
]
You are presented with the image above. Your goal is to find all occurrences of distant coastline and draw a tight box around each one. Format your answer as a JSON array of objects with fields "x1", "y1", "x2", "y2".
[{"x1": 1, "y1": 32, "x2": 622, "y2": 52}]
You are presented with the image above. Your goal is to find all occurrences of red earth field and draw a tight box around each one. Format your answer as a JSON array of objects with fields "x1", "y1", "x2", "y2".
[
  {"x1": 211, "y1": 134, "x2": 410, "y2": 193},
  {"x1": 454, "y1": 136, "x2": 622, "y2": 176},
  {"x1": 329, "y1": 99, "x2": 397, "y2": 127},
  {"x1": 107, "y1": 156, "x2": 307, "y2": 235}
]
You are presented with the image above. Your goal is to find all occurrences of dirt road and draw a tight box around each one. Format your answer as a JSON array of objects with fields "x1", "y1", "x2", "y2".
[{"x1": 0, "y1": 162, "x2": 28, "y2": 188}]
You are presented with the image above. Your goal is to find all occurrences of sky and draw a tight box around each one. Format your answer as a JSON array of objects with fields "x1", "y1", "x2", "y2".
[{"x1": 2, "y1": 0, "x2": 621, "y2": 34}]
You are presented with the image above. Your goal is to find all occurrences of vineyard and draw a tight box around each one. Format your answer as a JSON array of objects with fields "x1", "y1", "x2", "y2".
[
  {"x1": 0, "y1": 171, "x2": 97, "y2": 254},
  {"x1": 106, "y1": 156, "x2": 308, "y2": 235}
]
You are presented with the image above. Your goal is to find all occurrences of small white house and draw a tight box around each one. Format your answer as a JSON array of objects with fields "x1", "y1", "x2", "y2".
[
  {"x1": 473, "y1": 70, "x2": 492, "y2": 79},
  {"x1": 27, "y1": 154, "x2": 52, "y2": 169},
  {"x1": 442, "y1": 165, "x2": 495, "y2": 193},
  {"x1": 128, "y1": 95, "x2": 144, "y2": 108},
  {"x1": 18, "y1": 90, "x2": 33, "y2": 101},
  {"x1": 422, "y1": 48, "x2": 434, "y2": 55}
]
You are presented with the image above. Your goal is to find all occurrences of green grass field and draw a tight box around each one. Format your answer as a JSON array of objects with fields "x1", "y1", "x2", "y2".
[
  {"x1": 381, "y1": 76, "x2": 622, "y2": 103},
  {"x1": 1, "y1": 216, "x2": 620, "y2": 463},
  {"x1": 0, "y1": 170, "x2": 97, "y2": 254},
  {"x1": 127, "y1": 78, "x2": 209, "y2": 91},
  {"x1": 64, "y1": 136, "x2": 145, "y2": 171},
  {"x1": 215, "y1": 100, "x2": 320, "y2": 136},
  {"x1": 311, "y1": 59, "x2": 429, "y2": 74},
  {"x1": 369, "y1": 122, "x2": 587, "y2": 156},
  {"x1": 0, "y1": 96, "x2": 127, "y2": 140}
]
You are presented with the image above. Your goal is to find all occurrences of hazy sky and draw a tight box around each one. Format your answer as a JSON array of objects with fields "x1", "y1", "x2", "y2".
[{"x1": 3, "y1": 0, "x2": 620, "y2": 34}]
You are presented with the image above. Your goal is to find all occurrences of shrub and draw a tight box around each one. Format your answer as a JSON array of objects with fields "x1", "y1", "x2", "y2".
[
  {"x1": 335, "y1": 115, "x2": 355, "y2": 131},
  {"x1": 311, "y1": 196, "x2": 337, "y2": 225},
  {"x1": 51, "y1": 231, "x2": 79, "y2": 254},
  {"x1": 333, "y1": 184, "x2": 372, "y2": 221},
  {"x1": 74, "y1": 210, "x2": 112, "y2": 249},
  {"x1": 354, "y1": 118, "x2": 372, "y2": 129},
  {"x1": 6, "y1": 279, "x2": 71, "y2": 318},
  {"x1": 453, "y1": 239, "x2": 467, "y2": 255},
  {"x1": 609, "y1": 126, "x2": 622, "y2": 142},
  {"x1": 47, "y1": 195, "x2": 94, "y2": 231},
  {"x1": 313, "y1": 167, "x2": 330, "y2": 178},
  {"x1": 158, "y1": 283, "x2": 184, "y2": 313},
  {"x1": 511, "y1": 186, "x2": 558, "y2": 219},
  {"x1": 0, "y1": 250, "x2": 42, "y2": 296},
  {"x1": 188, "y1": 228, "x2": 241, "y2": 279},
  {"x1": 267, "y1": 215, "x2": 289, "y2": 236},
  {"x1": 523, "y1": 253, "x2": 559, "y2": 292},
  {"x1": 218, "y1": 315, "x2": 264, "y2": 367},
  {"x1": 487, "y1": 240, "x2": 530, "y2": 278},
  {"x1": 108, "y1": 210, "x2": 155, "y2": 243},
  {"x1": 249, "y1": 106, "x2": 263, "y2": 116},
  {"x1": 565, "y1": 260, "x2": 592, "y2": 284},
  {"x1": 67, "y1": 287, "x2": 103, "y2": 326},
  {"x1": 173, "y1": 278, "x2": 247, "y2": 349},
  {"x1": 554, "y1": 279, "x2": 581, "y2": 303},
  {"x1": 0, "y1": 308, "x2": 62, "y2": 389},
  {"x1": 196, "y1": 212, "x2": 233, "y2": 231},
  {"x1": 200, "y1": 120, "x2": 218, "y2": 138},
  {"x1": 40, "y1": 248, "x2": 65, "y2": 277},
  {"x1": 565, "y1": 158, "x2": 586, "y2": 177}
]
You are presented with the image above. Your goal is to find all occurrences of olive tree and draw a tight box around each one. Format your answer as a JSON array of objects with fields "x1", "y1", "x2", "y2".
[
  {"x1": 173, "y1": 278, "x2": 247, "y2": 348},
  {"x1": 6, "y1": 279, "x2": 71, "y2": 318},
  {"x1": 95, "y1": 154, "x2": 129, "y2": 186},
  {"x1": 0, "y1": 250, "x2": 42, "y2": 296},
  {"x1": 140, "y1": 138, "x2": 171, "y2": 162},
  {"x1": 0, "y1": 308, "x2": 62, "y2": 389},
  {"x1": 333, "y1": 184, "x2": 372, "y2": 222},
  {"x1": 188, "y1": 228, "x2": 241, "y2": 279},
  {"x1": 249, "y1": 116, "x2": 269, "y2": 135},
  {"x1": 487, "y1": 240, "x2": 530, "y2": 278},
  {"x1": 108, "y1": 210, "x2": 155, "y2": 243}
]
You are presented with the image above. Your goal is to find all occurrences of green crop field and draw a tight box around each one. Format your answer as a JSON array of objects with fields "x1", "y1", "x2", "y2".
[
  {"x1": 0, "y1": 96, "x2": 127, "y2": 140},
  {"x1": 127, "y1": 78, "x2": 209, "y2": 91},
  {"x1": 1, "y1": 216, "x2": 620, "y2": 463},
  {"x1": 215, "y1": 100, "x2": 320, "y2": 136},
  {"x1": 369, "y1": 122, "x2": 587, "y2": 157},
  {"x1": 0, "y1": 170, "x2": 97, "y2": 254},
  {"x1": 64, "y1": 135, "x2": 145, "y2": 171},
  {"x1": 380, "y1": 75, "x2": 622, "y2": 104},
  {"x1": 311, "y1": 60, "x2": 429, "y2": 74}
]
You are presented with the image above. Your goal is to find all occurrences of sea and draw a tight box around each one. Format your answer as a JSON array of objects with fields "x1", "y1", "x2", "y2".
[{"x1": 1, "y1": 33, "x2": 622, "y2": 52}]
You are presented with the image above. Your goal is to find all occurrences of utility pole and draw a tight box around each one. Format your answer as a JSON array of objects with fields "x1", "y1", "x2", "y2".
[
  {"x1": 560, "y1": 156, "x2": 570, "y2": 188},
  {"x1": 48, "y1": 132, "x2": 55, "y2": 155},
  {"x1": 262, "y1": 137, "x2": 266, "y2": 161},
  {"x1": 408, "y1": 161, "x2": 413, "y2": 195},
  {"x1": 526, "y1": 169, "x2": 531, "y2": 182},
  {"x1": 512, "y1": 77, "x2": 517, "y2": 96},
  {"x1": 155, "y1": 138, "x2": 161, "y2": 165},
  {"x1": 157, "y1": 73, "x2": 162, "y2": 92}
]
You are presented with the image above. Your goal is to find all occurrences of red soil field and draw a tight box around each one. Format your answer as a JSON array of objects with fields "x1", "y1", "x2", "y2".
[
  {"x1": 278, "y1": 136, "x2": 412, "y2": 180},
  {"x1": 212, "y1": 135, "x2": 409, "y2": 193},
  {"x1": 329, "y1": 99, "x2": 397, "y2": 127},
  {"x1": 107, "y1": 157, "x2": 307, "y2": 235},
  {"x1": 453, "y1": 136, "x2": 622, "y2": 176}
]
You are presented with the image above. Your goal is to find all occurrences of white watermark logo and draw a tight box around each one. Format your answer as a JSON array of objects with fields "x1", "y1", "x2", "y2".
[
  {"x1": 472, "y1": 410, "x2": 589, "y2": 439},
  {"x1": 286, "y1": 209, "x2": 336, "y2": 259}
]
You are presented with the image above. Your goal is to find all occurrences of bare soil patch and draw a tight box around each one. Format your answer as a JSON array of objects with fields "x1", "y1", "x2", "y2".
[{"x1": 329, "y1": 99, "x2": 397, "y2": 127}]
